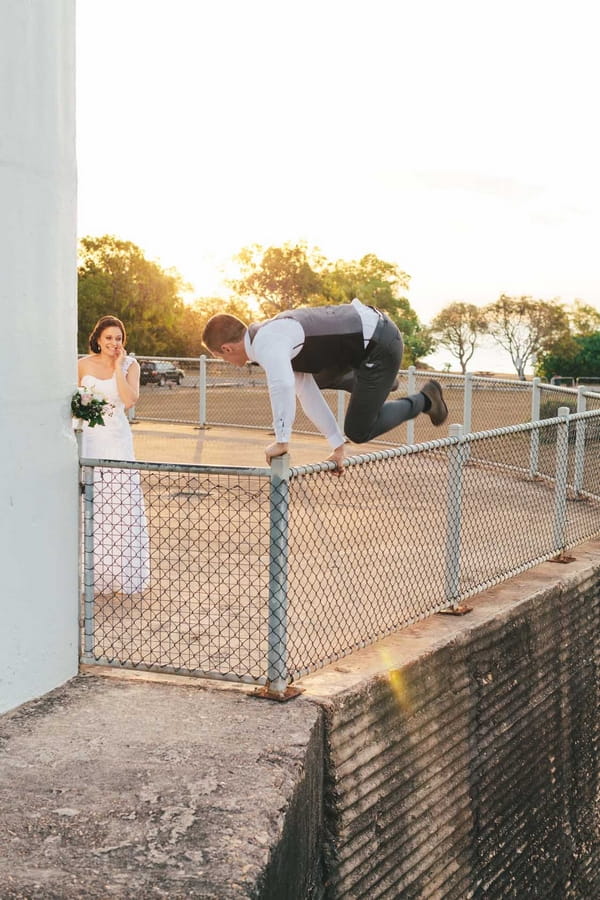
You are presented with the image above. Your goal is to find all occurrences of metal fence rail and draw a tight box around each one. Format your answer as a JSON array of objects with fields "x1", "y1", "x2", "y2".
[
  {"x1": 80, "y1": 407, "x2": 600, "y2": 696},
  {"x1": 131, "y1": 356, "x2": 600, "y2": 450}
]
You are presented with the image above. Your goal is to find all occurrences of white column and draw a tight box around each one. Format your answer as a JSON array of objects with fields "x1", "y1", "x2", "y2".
[{"x1": 0, "y1": 1, "x2": 78, "y2": 714}]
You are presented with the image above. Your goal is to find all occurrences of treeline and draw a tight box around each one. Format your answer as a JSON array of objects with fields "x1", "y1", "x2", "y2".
[
  {"x1": 430, "y1": 298, "x2": 600, "y2": 380},
  {"x1": 77, "y1": 235, "x2": 431, "y2": 365},
  {"x1": 78, "y1": 235, "x2": 600, "y2": 379}
]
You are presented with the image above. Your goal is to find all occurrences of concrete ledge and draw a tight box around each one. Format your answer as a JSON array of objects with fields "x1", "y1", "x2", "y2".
[
  {"x1": 0, "y1": 674, "x2": 323, "y2": 899},
  {"x1": 296, "y1": 537, "x2": 600, "y2": 898},
  {"x1": 2, "y1": 539, "x2": 600, "y2": 897}
]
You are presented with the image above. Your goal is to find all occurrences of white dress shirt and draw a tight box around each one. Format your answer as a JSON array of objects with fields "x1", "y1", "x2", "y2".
[{"x1": 244, "y1": 299, "x2": 378, "y2": 448}]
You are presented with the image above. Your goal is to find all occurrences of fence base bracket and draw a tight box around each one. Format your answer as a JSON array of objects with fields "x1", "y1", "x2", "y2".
[
  {"x1": 254, "y1": 685, "x2": 304, "y2": 702},
  {"x1": 437, "y1": 604, "x2": 473, "y2": 616},
  {"x1": 550, "y1": 553, "x2": 576, "y2": 564}
]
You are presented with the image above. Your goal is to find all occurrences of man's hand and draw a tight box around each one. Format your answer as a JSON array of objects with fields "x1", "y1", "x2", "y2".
[
  {"x1": 326, "y1": 443, "x2": 346, "y2": 476},
  {"x1": 265, "y1": 441, "x2": 289, "y2": 464}
]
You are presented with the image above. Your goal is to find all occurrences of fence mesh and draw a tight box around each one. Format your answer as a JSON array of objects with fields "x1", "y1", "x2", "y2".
[
  {"x1": 285, "y1": 449, "x2": 451, "y2": 674},
  {"x1": 82, "y1": 464, "x2": 271, "y2": 682},
  {"x1": 130, "y1": 357, "x2": 600, "y2": 449},
  {"x1": 80, "y1": 387, "x2": 600, "y2": 690}
]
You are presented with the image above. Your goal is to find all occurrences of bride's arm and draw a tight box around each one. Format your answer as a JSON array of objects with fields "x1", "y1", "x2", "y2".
[{"x1": 114, "y1": 349, "x2": 140, "y2": 409}]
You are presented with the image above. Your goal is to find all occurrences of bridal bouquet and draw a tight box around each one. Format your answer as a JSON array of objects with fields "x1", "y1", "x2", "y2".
[{"x1": 71, "y1": 386, "x2": 113, "y2": 427}]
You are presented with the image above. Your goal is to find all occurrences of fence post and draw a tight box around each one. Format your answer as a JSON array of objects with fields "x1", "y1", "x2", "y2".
[
  {"x1": 82, "y1": 465, "x2": 96, "y2": 662},
  {"x1": 445, "y1": 424, "x2": 465, "y2": 609},
  {"x1": 266, "y1": 453, "x2": 290, "y2": 697},
  {"x1": 199, "y1": 355, "x2": 207, "y2": 427},
  {"x1": 463, "y1": 373, "x2": 473, "y2": 434},
  {"x1": 529, "y1": 377, "x2": 541, "y2": 478},
  {"x1": 406, "y1": 365, "x2": 416, "y2": 444},
  {"x1": 553, "y1": 407, "x2": 570, "y2": 554},
  {"x1": 574, "y1": 386, "x2": 587, "y2": 495}
]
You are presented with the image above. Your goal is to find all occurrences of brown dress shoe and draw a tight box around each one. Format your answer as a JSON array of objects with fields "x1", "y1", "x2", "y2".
[{"x1": 421, "y1": 380, "x2": 449, "y2": 426}]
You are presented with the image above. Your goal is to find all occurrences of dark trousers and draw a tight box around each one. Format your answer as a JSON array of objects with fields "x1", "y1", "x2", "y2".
[{"x1": 313, "y1": 315, "x2": 426, "y2": 443}]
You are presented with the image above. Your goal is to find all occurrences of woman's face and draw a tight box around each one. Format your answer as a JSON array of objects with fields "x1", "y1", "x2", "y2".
[{"x1": 97, "y1": 326, "x2": 124, "y2": 356}]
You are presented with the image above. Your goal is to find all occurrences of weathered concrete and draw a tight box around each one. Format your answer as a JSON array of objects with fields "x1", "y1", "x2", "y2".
[
  {"x1": 3, "y1": 540, "x2": 600, "y2": 898},
  {"x1": 0, "y1": 675, "x2": 324, "y2": 899},
  {"x1": 297, "y1": 538, "x2": 600, "y2": 898}
]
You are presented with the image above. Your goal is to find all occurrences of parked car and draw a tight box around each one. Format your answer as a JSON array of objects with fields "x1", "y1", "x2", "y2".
[{"x1": 139, "y1": 360, "x2": 184, "y2": 386}]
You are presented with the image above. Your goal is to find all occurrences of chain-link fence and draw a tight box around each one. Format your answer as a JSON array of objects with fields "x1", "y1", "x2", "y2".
[
  {"x1": 80, "y1": 406, "x2": 600, "y2": 696},
  {"x1": 80, "y1": 461, "x2": 273, "y2": 684},
  {"x1": 130, "y1": 356, "x2": 600, "y2": 447}
]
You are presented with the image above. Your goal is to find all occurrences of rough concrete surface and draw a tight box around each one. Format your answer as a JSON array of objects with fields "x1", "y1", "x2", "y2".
[
  {"x1": 5, "y1": 528, "x2": 600, "y2": 898},
  {"x1": 0, "y1": 674, "x2": 323, "y2": 899}
]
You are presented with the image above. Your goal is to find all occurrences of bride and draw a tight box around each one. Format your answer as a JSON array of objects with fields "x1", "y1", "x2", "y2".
[{"x1": 77, "y1": 315, "x2": 150, "y2": 595}]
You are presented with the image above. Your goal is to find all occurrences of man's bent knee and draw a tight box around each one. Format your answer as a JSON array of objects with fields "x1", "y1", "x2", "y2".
[{"x1": 344, "y1": 424, "x2": 372, "y2": 444}]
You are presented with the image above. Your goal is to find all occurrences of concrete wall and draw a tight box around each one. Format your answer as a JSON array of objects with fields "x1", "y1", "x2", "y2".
[
  {"x1": 0, "y1": 1, "x2": 78, "y2": 713},
  {"x1": 300, "y1": 543, "x2": 600, "y2": 898},
  {"x1": 1, "y1": 546, "x2": 600, "y2": 896}
]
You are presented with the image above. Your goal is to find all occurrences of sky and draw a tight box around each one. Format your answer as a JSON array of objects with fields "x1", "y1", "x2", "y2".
[{"x1": 76, "y1": 0, "x2": 600, "y2": 372}]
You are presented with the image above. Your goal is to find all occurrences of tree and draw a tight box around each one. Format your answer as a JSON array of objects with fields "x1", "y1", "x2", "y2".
[
  {"x1": 230, "y1": 243, "x2": 431, "y2": 365},
  {"x1": 573, "y1": 331, "x2": 600, "y2": 375},
  {"x1": 230, "y1": 242, "x2": 324, "y2": 317},
  {"x1": 320, "y1": 253, "x2": 410, "y2": 313},
  {"x1": 320, "y1": 253, "x2": 432, "y2": 364},
  {"x1": 429, "y1": 302, "x2": 488, "y2": 373},
  {"x1": 78, "y1": 235, "x2": 188, "y2": 355},
  {"x1": 536, "y1": 300, "x2": 600, "y2": 380},
  {"x1": 570, "y1": 300, "x2": 600, "y2": 336},
  {"x1": 483, "y1": 295, "x2": 570, "y2": 380},
  {"x1": 171, "y1": 296, "x2": 254, "y2": 358}
]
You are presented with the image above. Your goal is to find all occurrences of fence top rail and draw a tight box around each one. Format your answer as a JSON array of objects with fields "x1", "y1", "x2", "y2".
[
  {"x1": 399, "y1": 368, "x2": 525, "y2": 387},
  {"x1": 289, "y1": 409, "x2": 600, "y2": 478},
  {"x1": 289, "y1": 436, "x2": 454, "y2": 477},
  {"x1": 567, "y1": 407, "x2": 600, "y2": 423},
  {"x1": 465, "y1": 373, "x2": 533, "y2": 387},
  {"x1": 540, "y1": 382, "x2": 579, "y2": 394},
  {"x1": 461, "y1": 411, "x2": 590, "y2": 440},
  {"x1": 136, "y1": 355, "x2": 203, "y2": 363},
  {"x1": 79, "y1": 408, "x2": 600, "y2": 478},
  {"x1": 79, "y1": 457, "x2": 272, "y2": 477}
]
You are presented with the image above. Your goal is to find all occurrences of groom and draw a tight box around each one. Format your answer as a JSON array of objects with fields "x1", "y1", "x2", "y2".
[{"x1": 202, "y1": 298, "x2": 448, "y2": 472}]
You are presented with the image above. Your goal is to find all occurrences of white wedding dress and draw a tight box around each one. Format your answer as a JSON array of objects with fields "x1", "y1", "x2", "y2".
[{"x1": 80, "y1": 357, "x2": 150, "y2": 594}]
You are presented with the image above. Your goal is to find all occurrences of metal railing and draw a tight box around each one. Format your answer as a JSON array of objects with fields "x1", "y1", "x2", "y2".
[
  {"x1": 130, "y1": 356, "x2": 600, "y2": 448},
  {"x1": 79, "y1": 405, "x2": 600, "y2": 697}
]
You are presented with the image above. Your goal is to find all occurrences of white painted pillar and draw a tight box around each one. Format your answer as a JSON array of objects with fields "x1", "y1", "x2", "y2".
[{"x1": 0, "y1": 1, "x2": 78, "y2": 714}]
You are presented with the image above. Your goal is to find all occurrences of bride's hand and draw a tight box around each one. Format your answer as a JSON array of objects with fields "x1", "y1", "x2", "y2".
[{"x1": 114, "y1": 345, "x2": 127, "y2": 367}]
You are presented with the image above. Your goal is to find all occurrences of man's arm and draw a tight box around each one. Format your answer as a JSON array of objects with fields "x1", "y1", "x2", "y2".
[
  {"x1": 252, "y1": 321, "x2": 346, "y2": 470},
  {"x1": 295, "y1": 373, "x2": 346, "y2": 472},
  {"x1": 295, "y1": 373, "x2": 344, "y2": 445},
  {"x1": 252, "y1": 324, "x2": 299, "y2": 462}
]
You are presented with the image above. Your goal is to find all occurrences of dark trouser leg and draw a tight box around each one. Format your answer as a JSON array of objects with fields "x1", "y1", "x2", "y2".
[
  {"x1": 313, "y1": 367, "x2": 356, "y2": 393},
  {"x1": 344, "y1": 319, "x2": 425, "y2": 443}
]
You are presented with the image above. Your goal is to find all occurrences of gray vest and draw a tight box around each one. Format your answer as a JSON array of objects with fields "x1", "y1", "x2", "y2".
[{"x1": 248, "y1": 305, "x2": 365, "y2": 373}]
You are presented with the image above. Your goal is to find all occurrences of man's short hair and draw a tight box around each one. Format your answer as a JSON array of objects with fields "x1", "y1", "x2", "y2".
[{"x1": 202, "y1": 314, "x2": 247, "y2": 353}]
